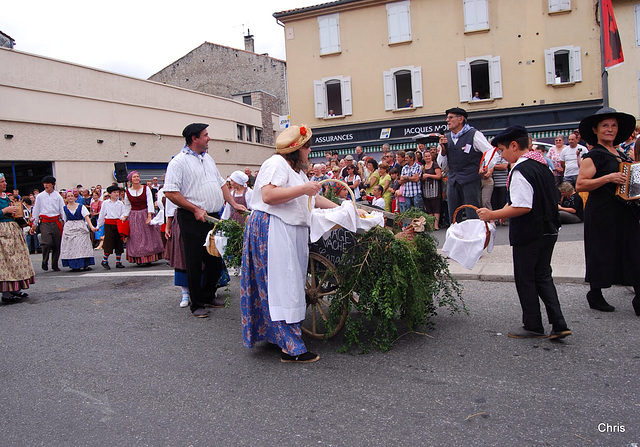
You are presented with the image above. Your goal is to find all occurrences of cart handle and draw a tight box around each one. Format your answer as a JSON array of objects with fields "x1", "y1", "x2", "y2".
[
  {"x1": 308, "y1": 178, "x2": 358, "y2": 212},
  {"x1": 452, "y1": 204, "x2": 491, "y2": 250}
]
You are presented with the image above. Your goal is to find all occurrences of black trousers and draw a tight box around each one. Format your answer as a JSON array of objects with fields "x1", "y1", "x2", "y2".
[
  {"x1": 447, "y1": 179, "x2": 482, "y2": 223},
  {"x1": 40, "y1": 221, "x2": 61, "y2": 268},
  {"x1": 512, "y1": 235, "x2": 567, "y2": 332},
  {"x1": 177, "y1": 209, "x2": 222, "y2": 312}
]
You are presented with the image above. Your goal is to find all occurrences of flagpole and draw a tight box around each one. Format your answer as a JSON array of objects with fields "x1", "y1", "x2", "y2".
[{"x1": 600, "y1": 0, "x2": 609, "y2": 107}]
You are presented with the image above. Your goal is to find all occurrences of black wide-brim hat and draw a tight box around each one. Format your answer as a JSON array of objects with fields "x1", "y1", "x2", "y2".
[{"x1": 578, "y1": 107, "x2": 636, "y2": 146}]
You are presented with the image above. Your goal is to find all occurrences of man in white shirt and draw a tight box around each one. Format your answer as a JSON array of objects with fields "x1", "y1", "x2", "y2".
[
  {"x1": 164, "y1": 123, "x2": 247, "y2": 318},
  {"x1": 30, "y1": 175, "x2": 65, "y2": 271},
  {"x1": 559, "y1": 133, "x2": 588, "y2": 187}
]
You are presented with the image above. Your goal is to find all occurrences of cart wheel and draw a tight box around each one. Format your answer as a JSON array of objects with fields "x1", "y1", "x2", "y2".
[{"x1": 303, "y1": 252, "x2": 347, "y2": 340}]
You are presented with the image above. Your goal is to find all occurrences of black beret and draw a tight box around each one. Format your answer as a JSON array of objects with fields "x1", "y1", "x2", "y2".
[
  {"x1": 491, "y1": 125, "x2": 529, "y2": 146},
  {"x1": 182, "y1": 123, "x2": 209, "y2": 139},
  {"x1": 445, "y1": 107, "x2": 468, "y2": 119},
  {"x1": 106, "y1": 185, "x2": 121, "y2": 193},
  {"x1": 41, "y1": 175, "x2": 56, "y2": 184}
]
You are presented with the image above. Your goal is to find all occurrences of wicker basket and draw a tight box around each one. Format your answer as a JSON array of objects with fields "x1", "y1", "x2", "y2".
[{"x1": 452, "y1": 204, "x2": 491, "y2": 249}]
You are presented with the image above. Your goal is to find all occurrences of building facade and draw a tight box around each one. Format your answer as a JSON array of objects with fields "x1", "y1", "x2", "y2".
[
  {"x1": 274, "y1": 0, "x2": 637, "y2": 159},
  {"x1": 0, "y1": 47, "x2": 276, "y2": 194},
  {"x1": 148, "y1": 38, "x2": 288, "y2": 147}
]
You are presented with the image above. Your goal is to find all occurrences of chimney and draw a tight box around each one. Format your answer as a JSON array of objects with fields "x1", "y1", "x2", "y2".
[{"x1": 244, "y1": 29, "x2": 254, "y2": 53}]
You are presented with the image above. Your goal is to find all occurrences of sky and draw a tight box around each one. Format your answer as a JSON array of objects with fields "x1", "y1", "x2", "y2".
[{"x1": 0, "y1": 0, "x2": 320, "y2": 79}]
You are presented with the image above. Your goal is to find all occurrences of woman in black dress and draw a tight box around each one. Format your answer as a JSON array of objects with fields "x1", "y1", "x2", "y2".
[{"x1": 576, "y1": 107, "x2": 639, "y2": 315}]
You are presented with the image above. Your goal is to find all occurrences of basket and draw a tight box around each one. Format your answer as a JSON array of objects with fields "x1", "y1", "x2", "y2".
[
  {"x1": 308, "y1": 178, "x2": 358, "y2": 212},
  {"x1": 452, "y1": 204, "x2": 490, "y2": 249}
]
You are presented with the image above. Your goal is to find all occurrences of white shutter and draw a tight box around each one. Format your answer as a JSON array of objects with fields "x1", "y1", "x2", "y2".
[
  {"x1": 544, "y1": 49, "x2": 555, "y2": 85},
  {"x1": 411, "y1": 66, "x2": 423, "y2": 107},
  {"x1": 313, "y1": 80, "x2": 326, "y2": 118},
  {"x1": 549, "y1": 0, "x2": 570, "y2": 13},
  {"x1": 387, "y1": 1, "x2": 411, "y2": 43},
  {"x1": 383, "y1": 70, "x2": 395, "y2": 111},
  {"x1": 570, "y1": 46, "x2": 582, "y2": 82},
  {"x1": 318, "y1": 14, "x2": 340, "y2": 54},
  {"x1": 318, "y1": 16, "x2": 330, "y2": 54},
  {"x1": 328, "y1": 14, "x2": 341, "y2": 53},
  {"x1": 464, "y1": 0, "x2": 488, "y2": 32},
  {"x1": 636, "y1": 4, "x2": 640, "y2": 47},
  {"x1": 341, "y1": 76, "x2": 352, "y2": 116},
  {"x1": 560, "y1": 0, "x2": 571, "y2": 10},
  {"x1": 457, "y1": 61, "x2": 471, "y2": 102},
  {"x1": 489, "y1": 56, "x2": 503, "y2": 99}
]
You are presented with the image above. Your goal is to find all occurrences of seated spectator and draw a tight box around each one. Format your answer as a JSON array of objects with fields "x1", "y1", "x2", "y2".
[
  {"x1": 558, "y1": 182, "x2": 583, "y2": 224},
  {"x1": 371, "y1": 185, "x2": 385, "y2": 209}
]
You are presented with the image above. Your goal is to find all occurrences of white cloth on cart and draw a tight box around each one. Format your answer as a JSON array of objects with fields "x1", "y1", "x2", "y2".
[
  {"x1": 309, "y1": 201, "x2": 385, "y2": 243},
  {"x1": 442, "y1": 219, "x2": 496, "y2": 270}
]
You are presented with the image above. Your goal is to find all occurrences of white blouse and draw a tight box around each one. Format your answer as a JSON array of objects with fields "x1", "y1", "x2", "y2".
[{"x1": 123, "y1": 185, "x2": 155, "y2": 216}]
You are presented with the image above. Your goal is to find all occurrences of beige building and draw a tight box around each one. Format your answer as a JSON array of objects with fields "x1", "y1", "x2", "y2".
[
  {"x1": 0, "y1": 47, "x2": 277, "y2": 194},
  {"x1": 274, "y1": 0, "x2": 637, "y2": 158}
]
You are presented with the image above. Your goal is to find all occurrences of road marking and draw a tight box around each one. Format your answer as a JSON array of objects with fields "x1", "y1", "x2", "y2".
[{"x1": 45, "y1": 271, "x2": 175, "y2": 278}]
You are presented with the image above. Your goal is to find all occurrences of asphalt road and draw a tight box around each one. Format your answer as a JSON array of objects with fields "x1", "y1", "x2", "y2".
[{"x1": 1, "y1": 252, "x2": 638, "y2": 447}]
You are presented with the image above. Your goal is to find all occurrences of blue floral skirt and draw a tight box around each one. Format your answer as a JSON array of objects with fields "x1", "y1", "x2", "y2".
[{"x1": 240, "y1": 211, "x2": 306, "y2": 355}]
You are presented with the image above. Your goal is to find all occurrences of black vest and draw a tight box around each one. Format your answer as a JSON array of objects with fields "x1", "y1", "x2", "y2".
[
  {"x1": 446, "y1": 128, "x2": 482, "y2": 185},
  {"x1": 507, "y1": 158, "x2": 561, "y2": 246}
]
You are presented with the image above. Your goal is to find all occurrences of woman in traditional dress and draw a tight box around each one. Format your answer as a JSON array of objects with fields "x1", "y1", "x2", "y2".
[
  {"x1": 60, "y1": 191, "x2": 97, "y2": 271},
  {"x1": 576, "y1": 107, "x2": 640, "y2": 315},
  {"x1": 0, "y1": 173, "x2": 35, "y2": 302},
  {"x1": 220, "y1": 170, "x2": 253, "y2": 225},
  {"x1": 122, "y1": 171, "x2": 164, "y2": 265},
  {"x1": 241, "y1": 124, "x2": 341, "y2": 363}
]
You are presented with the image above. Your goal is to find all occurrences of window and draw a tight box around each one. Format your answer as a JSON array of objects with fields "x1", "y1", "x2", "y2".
[
  {"x1": 549, "y1": 0, "x2": 571, "y2": 13},
  {"x1": 242, "y1": 95, "x2": 252, "y2": 105},
  {"x1": 246, "y1": 125, "x2": 254, "y2": 142},
  {"x1": 255, "y1": 128, "x2": 262, "y2": 144},
  {"x1": 383, "y1": 66, "x2": 423, "y2": 110},
  {"x1": 313, "y1": 76, "x2": 352, "y2": 118},
  {"x1": 635, "y1": 4, "x2": 640, "y2": 47},
  {"x1": 237, "y1": 124, "x2": 244, "y2": 141},
  {"x1": 457, "y1": 56, "x2": 502, "y2": 102},
  {"x1": 318, "y1": 13, "x2": 340, "y2": 54},
  {"x1": 386, "y1": 1, "x2": 411, "y2": 44},
  {"x1": 544, "y1": 46, "x2": 582, "y2": 84},
  {"x1": 463, "y1": 0, "x2": 489, "y2": 32}
]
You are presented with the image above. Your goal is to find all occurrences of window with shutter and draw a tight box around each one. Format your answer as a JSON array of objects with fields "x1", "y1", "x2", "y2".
[
  {"x1": 463, "y1": 0, "x2": 489, "y2": 32},
  {"x1": 549, "y1": 0, "x2": 571, "y2": 13},
  {"x1": 544, "y1": 45, "x2": 581, "y2": 85},
  {"x1": 386, "y1": 1, "x2": 411, "y2": 44},
  {"x1": 457, "y1": 56, "x2": 502, "y2": 101},
  {"x1": 318, "y1": 13, "x2": 341, "y2": 54},
  {"x1": 635, "y1": 4, "x2": 640, "y2": 47},
  {"x1": 313, "y1": 76, "x2": 353, "y2": 118},
  {"x1": 382, "y1": 66, "x2": 422, "y2": 110}
]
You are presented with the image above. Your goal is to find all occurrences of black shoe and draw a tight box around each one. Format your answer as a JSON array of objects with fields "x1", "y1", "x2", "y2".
[
  {"x1": 41, "y1": 262, "x2": 48, "y2": 271},
  {"x1": 115, "y1": 263, "x2": 125, "y2": 269},
  {"x1": 281, "y1": 351, "x2": 320, "y2": 363},
  {"x1": 549, "y1": 328, "x2": 573, "y2": 340},
  {"x1": 83, "y1": 267, "x2": 92, "y2": 271},
  {"x1": 101, "y1": 261, "x2": 111, "y2": 270},
  {"x1": 204, "y1": 296, "x2": 226, "y2": 308},
  {"x1": 192, "y1": 308, "x2": 209, "y2": 318},
  {"x1": 507, "y1": 327, "x2": 547, "y2": 339},
  {"x1": 52, "y1": 266, "x2": 60, "y2": 272},
  {"x1": 633, "y1": 296, "x2": 640, "y2": 316},
  {"x1": 587, "y1": 291, "x2": 615, "y2": 312}
]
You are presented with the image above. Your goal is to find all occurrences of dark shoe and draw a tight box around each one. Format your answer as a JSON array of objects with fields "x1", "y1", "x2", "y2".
[
  {"x1": 549, "y1": 329, "x2": 573, "y2": 340},
  {"x1": 10, "y1": 291, "x2": 28, "y2": 298},
  {"x1": 587, "y1": 291, "x2": 615, "y2": 312},
  {"x1": 281, "y1": 351, "x2": 320, "y2": 363},
  {"x1": 101, "y1": 261, "x2": 111, "y2": 270},
  {"x1": 507, "y1": 327, "x2": 547, "y2": 339},
  {"x1": 115, "y1": 263, "x2": 125, "y2": 269},
  {"x1": 204, "y1": 296, "x2": 226, "y2": 308},
  {"x1": 192, "y1": 308, "x2": 209, "y2": 318},
  {"x1": 83, "y1": 267, "x2": 92, "y2": 271},
  {"x1": 52, "y1": 266, "x2": 60, "y2": 272},
  {"x1": 633, "y1": 296, "x2": 640, "y2": 316},
  {"x1": 41, "y1": 262, "x2": 48, "y2": 271}
]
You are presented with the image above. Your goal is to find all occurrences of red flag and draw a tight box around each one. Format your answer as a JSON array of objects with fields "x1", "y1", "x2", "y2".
[{"x1": 602, "y1": 0, "x2": 624, "y2": 68}]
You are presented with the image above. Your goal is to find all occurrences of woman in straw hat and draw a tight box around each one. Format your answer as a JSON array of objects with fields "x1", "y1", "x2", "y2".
[
  {"x1": 240, "y1": 124, "x2": 340, "y2": 363},
  {"x1": 576, "y1": 107, "x2": 640, "y2": 315}
]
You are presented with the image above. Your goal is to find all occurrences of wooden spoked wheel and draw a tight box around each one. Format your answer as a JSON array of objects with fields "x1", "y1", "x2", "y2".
[{"x1": 303, "y1": 252, "x2": 347, "y2": 340}]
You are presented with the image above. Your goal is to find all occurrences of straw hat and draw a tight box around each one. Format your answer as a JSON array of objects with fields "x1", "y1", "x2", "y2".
[
  {"x1": 276, "y1": 125, "x2": 313, "y2": 154},
  {"x1": 578, "y1": 107, "x2": 636, "y2": 146}
]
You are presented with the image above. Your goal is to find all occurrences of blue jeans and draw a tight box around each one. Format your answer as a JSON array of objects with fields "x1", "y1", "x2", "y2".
[
  {"x1": 25, "y1": 231, "x2": 40, "y2": 254},
  {"x1": 399, "y1": 194, "x2": 423, "y2": 213}
]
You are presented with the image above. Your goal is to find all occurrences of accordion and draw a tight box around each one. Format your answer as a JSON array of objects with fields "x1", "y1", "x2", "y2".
[{"x1": 616, "y1": 162, "x2": 640, "y2": 201}]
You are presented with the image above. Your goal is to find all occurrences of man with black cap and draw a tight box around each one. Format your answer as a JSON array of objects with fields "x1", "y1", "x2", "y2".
[
  {"x1": 30, "y1": 175, "x2": 65, "y2": 271},
  {"x1": 477, "y1": 125, "x2": 571, "y2": 340},
  {"x1": 438, "y1": 107, "x2": 493, "y2": 221},
  {"x1": 164, "y1": 123, "x2": 247, "y2": 318}
]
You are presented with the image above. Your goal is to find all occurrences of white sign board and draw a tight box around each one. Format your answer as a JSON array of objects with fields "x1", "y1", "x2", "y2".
[{"x1": 279, "y1": 115, "x2": 291, "y2": 129}]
